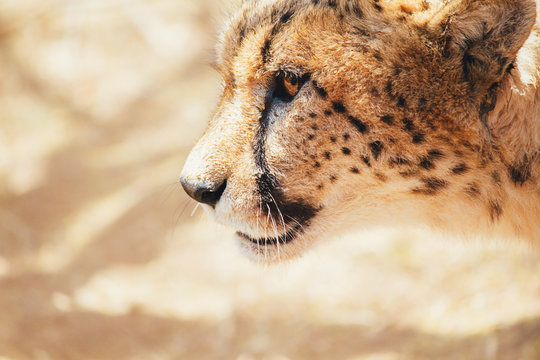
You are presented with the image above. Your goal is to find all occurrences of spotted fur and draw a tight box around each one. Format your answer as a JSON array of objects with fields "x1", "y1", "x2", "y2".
[{"x1": 181, "y1": 0, "x2": 540, "y2": 262}]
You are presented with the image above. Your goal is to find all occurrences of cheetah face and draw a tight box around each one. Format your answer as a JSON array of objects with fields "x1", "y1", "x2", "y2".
[{"x1": 180, "y1": 0, "x2": 536, "y2": 261}]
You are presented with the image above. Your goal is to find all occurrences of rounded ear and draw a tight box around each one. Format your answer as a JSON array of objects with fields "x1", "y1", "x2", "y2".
[{"x1": 429, "y1": 0, "x2": 536, "y2": 95}]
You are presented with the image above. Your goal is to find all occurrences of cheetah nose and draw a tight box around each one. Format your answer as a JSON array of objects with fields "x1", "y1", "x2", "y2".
[{"x1": 180, "y1": 176, "x2": 227, "y2": 207}]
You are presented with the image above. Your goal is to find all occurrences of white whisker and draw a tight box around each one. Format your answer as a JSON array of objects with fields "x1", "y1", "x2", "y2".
[{"x1": 190, "y1": 203, "x2": 201, "y2": 217}]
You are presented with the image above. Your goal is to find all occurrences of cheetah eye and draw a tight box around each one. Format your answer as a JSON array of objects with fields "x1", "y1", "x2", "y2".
[{"x1": 273, "y1": 72, "x2": 309, "y2": 102}]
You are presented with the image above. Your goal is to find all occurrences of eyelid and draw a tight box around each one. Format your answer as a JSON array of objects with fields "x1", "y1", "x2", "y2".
[{"x1": 272, "y1": 71, "x2": 311, "y2": 102}]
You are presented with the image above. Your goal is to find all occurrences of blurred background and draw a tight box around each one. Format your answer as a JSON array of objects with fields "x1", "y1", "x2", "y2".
[{"x1": 1, "y1": 0, "x2": 540, "y2": 359}]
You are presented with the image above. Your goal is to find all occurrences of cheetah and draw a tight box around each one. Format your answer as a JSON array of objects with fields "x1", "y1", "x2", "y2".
[{"x1": 180, "y1": 0, "x2": 540, "y2": 262}]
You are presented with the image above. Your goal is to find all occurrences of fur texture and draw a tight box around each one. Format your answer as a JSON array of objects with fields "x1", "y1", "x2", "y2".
[{"x1": 181, "y1": 0, "x2": 540, "y2": 262}]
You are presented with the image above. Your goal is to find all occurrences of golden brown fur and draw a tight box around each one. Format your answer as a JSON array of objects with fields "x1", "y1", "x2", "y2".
[{"x1": 181, "y1": 0, "x2": 540, "y2": 262}]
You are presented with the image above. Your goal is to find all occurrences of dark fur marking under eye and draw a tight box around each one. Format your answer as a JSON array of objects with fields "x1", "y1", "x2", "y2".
[
  {"x1": 313, "y1": 81, "x2": 328, "y2": 99},
  {"x1": 332, "y1": 101, "x2": 347, "y2": 113},
  {"x1": 348, "y1": 115, "x2": 367, "y2": 134},
  {"x1": 369, "y1": 141, "x2": 383, "y2": 160}
]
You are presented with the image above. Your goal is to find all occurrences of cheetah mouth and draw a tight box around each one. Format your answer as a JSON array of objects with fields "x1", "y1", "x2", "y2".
[{"x1": 236, "y1": 223, "x2": 304, "y2": 245}]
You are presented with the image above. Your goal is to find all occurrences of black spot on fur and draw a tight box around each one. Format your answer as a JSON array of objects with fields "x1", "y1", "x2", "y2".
[
  {"x1": 509, "y1": 160, "x2": 531, "y2": 185},
  {"x1": 351, "y1": 3, "x2": 364, "y2": 18},
  {"x1": 314, "y1": 161, "x2": 321, "y2": 168},
  {"x1": 451, "y1": 163, "x2": 468, "y2": 175},
  {"x1": 308, "y1": 134, "x2": 315, "y2": 140},
  {"x1": 413, "y1": 177, "x2": 448, "y2": 195},
  {"x1": 375, "y1": 172, "x2": 388, "y2": 182},
  {"x1": 332, "y1": 101, "x2": 347, "y2": 113},
  {"x1": 329, "y1": 175, "x2": 338, "y2": 183},
  {"x1": 343, "y1": 133, "x2": 350, "y2": 141},
  {"x1": 491, "y1": 171, "x2": 501, "y2": 185},
  {"x1": 342, "y1": 147, "x2": 351, "y2": 155},
  {"x1": 428, "y1": 150, "x2": 444, "y2": 160},
  {"x1": 465, "y1": 183, "x2": 481, "y2": 197},
  {"x1": 330, "y1": 136, "x2": 336, "y2": 143},
  {"x1": 369, "y1": 141, "x2": 383, "y2": 160},
  {"x1": 397, "y1": 96, "x2": 406, "y2": 107},
  {"x1": 371, "y1": 87, "x2": 379, "y2": 96},
  {"x1": 309, "y1": 112, "x2": 317, "y2": 118},
  {"x1": 373, "y1": 2, "x2": 382, "y2": 11},
  {"x1": 350, "y1": 167, "x2": 360, "y2": 174},
  {"x1": 324, "y1": 151, "x2": 332, "y2": 160},
  {"x1": 489, "y1": 200, "x2": 503, "y2": 221},
  {"x1": 348, "y1": 115, "x2": 367, "y2": 134},
  {"x1": 402, "y1": 118, "x2": 415, "y2": 132},
  {"x1": 324, "y1": 110, "x2": 333, "y2": 116},
  {"x1": 328, "y1": 0, "x2": 337, "y2": 8},
  {"x1": 385, "y1": 81, "x2": 393, "y2": 96},
  {"x1": 399, "y1": 169, "x2": 418, "y2": 178},
  {"x1": 362, "y1": 155, "x2": 371, "y2": 167},
  {"x1": 313, "y1": 81, "x2": 328, "y2": 99},
  {"x1": 412, "y1": 132, "x2": 426, "y2": 144},
  {"x1": 311, "y1": 124, "x2": 318, "y2": 131},
  {"x1": 381, "y1": 115, "x2": 394, "y2": 126},
  {"x1": 419, "y1": 97, "x2": 427, "y2": 109},
  {"x1": 419, "y1": 157, "x2": 434, "y2": 170},
  {"x1": 390, "y1": 156, "x2": 411, "y2": 166}
]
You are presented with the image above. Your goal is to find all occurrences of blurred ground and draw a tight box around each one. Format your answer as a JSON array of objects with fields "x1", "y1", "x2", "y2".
[{"x1": 0, "y1": 1, "x2": 540, "y2": 359}]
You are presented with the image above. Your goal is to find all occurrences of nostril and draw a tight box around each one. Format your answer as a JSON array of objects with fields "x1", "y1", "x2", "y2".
[
  {"x1": 199, "y1": 180, "x2": 227, "y2": 207},
  {"x1": 181, "y1": 177, "x2": 227, "y2": 207}
]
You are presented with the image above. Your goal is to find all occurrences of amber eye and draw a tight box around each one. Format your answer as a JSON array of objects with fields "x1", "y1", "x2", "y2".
[
  {"x1": 283, "y1": 75, "x2": 300, "y2": 98},
  {"x1": 273, "y1": 72, "x2": 309, "y2": 102}
]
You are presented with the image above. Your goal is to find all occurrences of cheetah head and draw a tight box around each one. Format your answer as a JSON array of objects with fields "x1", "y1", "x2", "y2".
[{"x1": 181, "y1": 0, "x2": 537, "y2": 262}]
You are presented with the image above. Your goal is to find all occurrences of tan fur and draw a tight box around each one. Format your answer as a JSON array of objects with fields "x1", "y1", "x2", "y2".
[{"x1": 181, "y1": 0, "x2": 540, "y2": 262}]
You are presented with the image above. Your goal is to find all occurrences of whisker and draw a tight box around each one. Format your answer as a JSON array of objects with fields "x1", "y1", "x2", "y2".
[{"x1": 190, "y1": 203, "x2": 202, "y2": 217}]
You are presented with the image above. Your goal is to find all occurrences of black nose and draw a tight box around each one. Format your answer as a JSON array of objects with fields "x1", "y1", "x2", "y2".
[{"x1": 180, "y1": 177, "x2": 227, "y2": 207}]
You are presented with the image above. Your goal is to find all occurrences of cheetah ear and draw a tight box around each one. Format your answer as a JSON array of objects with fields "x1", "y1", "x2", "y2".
[{"x1": 430, "y1": 0, "x2": 536, "y2": 94}]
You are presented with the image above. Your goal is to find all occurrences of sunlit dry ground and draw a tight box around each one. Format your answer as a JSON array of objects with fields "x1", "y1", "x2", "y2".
[{"x1": 1, "y1": 1, "x2": 540, "y2": 359}]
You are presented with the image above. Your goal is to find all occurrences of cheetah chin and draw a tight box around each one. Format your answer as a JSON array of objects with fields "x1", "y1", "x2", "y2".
[{"x1": 181, "y1": 0, "x2": 540, "y2": 262}]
